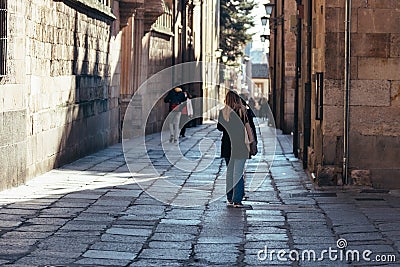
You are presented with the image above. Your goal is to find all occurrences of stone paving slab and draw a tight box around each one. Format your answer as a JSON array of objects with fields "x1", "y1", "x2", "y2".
[
  {"x1": 14, "y1": 256, "x2": 76, "y2": 265},
  {"x1": 83, "y1": 249, "x2": 137, "y2": 260},
  {"x1": 75, "y1": 258, "x2": 132, "y2": 266},
  {"x1": 0, "y1": 122, "x2": 399, "y2": 266}
]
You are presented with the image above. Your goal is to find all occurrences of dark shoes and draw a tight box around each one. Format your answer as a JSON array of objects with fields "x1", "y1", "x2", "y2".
[
  {"x1": 227, "y1": 199, "x2": 252, "y2": 209},
  {"x1": 227, "y1": 200, "x2": 244, "y2": 208},
  {"x1": 233, "y1": 202, "x2": 244, "y2": 208}
]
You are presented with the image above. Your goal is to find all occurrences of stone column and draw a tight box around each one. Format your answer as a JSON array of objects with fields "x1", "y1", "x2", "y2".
[
  {"x1": 119, "y1": 0, "x2": 163, "y2": 137},
  {"x1": 120, "y1": 7, "x2": 145, "y2": 130},
  {"x1": 121, "y1": 8, "x2": 146, "y2": 137},
  {"x1": 120, "y1": 16, "x2": 134, "y2": 125},
  {"x1": 133, "y1": 8, "x2": 145, "y2": 93}
]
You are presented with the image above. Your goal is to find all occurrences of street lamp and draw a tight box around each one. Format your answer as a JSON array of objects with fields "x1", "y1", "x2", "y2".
[
  {"x1": 261, "y1": 16, "x2": 269, "y2": 26},
  {"x1": 260, "y1": 34, "x2": 270, "y2": 42},
  {"x1": 264, "y1": 3, "x2": 275, "y2": 16},
  {"x1": 261, "y1": 3, "x2": 274, "y2": 26},
  {"x1": 262, "y1": 3, "x2": 283, "y2": 30},
  {"x1": 215, "y1": 49, "x2": 223, "y2": 59},
  {"x1": 221, "y1": 55, "x2": 228, "y2": 63}
]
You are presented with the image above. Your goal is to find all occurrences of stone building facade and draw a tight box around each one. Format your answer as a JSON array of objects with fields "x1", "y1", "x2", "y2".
[
  {"x1": 0, "y1": 0, "x2": 183, "y2": 191},
  {"x1": 268, "y1": 0, "x2": 297, "y2": 134},
  {"x1": 202, "y1": 0, "x2": 221, "y2": 120},
  {"x1": 270, "y1": 0, "x2": 400, "y2": 188},
  {"x1": 0, "y1": 0, "x2": 121, "y2": 190},
  {"x1": 118, "y1": 0, "x2": 167, "y2": 136},
  {"x1": 251, "y1": 63, "x2": 269, "y2": 99},
  {"x1": 120, "y1": 0, "x2": 206, "y2": 136},
  {"x1": 0, "y1": 0, "x2": 217, "y2": 191}
]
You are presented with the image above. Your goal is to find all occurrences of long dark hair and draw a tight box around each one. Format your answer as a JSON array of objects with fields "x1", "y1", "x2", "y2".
[{"x1": 222, "y1": 91, "x2": 246, "y2": 121}]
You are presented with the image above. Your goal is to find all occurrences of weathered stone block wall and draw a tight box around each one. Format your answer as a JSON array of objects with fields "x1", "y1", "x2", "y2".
[
  {"x1": 320, "y1": 0, "x2": 400, "y2": 188},
  {"x1": 0, "y1": 0, "x2": 28, "y2": 190},
  {"x1": 0, "y1": 0, "x2": 121, "y2": 190},
  {"x1": 25, "y1": 0, "x2": 120, "y2": 178},
  {"x1": 283, "y1": 0, "x2": 297, "y2": 134}
]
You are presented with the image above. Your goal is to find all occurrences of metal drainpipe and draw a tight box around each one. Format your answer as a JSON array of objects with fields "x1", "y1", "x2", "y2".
[
  {"x1": 343, "y1": 0, "x2": 352, "y2": 184},
  {"x1": 199, "y1": 0, "x2": 204, "y2": 125},
  {"x1": 280, "y1": 0, "x2": 285, "y2": 132},
  {"x1": 172, "y1": 1, "x2": 176, "y2": 66},
  {"x1": 302, "y1": 0, "x2": 312, "y2": 170},
  {"x1": 272, "y1": 2, "x2": 277, "y2": 119},
  {"x1": 182, "y1": 0, "x2": 187, "y2": 63}
]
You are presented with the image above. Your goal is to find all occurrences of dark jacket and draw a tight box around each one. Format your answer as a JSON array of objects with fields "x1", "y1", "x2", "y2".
[
  {"x1": 164, "y1": 88, "x2": 186, "y2": 112},
  {"x1": 246, "y1": 107, "x2": 257, "y2": 143},
  {"x1": 217, "y1": 109, "x2": 249, "y2": 159}
]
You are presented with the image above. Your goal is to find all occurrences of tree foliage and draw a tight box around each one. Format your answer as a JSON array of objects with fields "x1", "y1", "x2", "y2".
[{"x1": 220, "y1": 0, "x2": 256, "y2": 65}]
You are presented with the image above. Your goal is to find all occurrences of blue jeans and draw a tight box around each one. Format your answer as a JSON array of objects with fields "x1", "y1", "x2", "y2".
[{"x1": 225, "y1": 158, "x2": 246, "y2": 203}]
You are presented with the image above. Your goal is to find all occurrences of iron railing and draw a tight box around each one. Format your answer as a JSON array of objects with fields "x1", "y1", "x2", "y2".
[
  {"x1": 153, "y1": 4, "x2": 172, "y2": 33},
  {"x1": 97, "y1": 0, "x2": 110, "y2": 7}
]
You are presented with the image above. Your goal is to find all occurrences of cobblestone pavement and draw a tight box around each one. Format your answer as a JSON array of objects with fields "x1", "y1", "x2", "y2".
[{"x1": 0, "y1": 121, "x2": 399, "y2": 266}]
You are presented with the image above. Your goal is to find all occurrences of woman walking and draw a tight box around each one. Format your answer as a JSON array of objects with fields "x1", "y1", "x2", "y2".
[{"x1": 217, "y1": 91, "x2": 249, "y2": 208}]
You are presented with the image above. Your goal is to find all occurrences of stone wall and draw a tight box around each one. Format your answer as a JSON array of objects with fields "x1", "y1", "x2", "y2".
[
  {"x1": 283, "y1": 0, "x2": 297, "y2": 134},
  {"x1": 318, "y1": 0, "x2": 400, "y2": 188},
  {"x1": 0, "y1": 0, "x2": 29, "y2": 190},
  {"x1": 0, "y1": 0, "x2": 121, "y2": 190},
  {"x1": 119, "y1": 4, "x2": 173, "y2": 138},
  {"x1": 145, "y1": 31, "x2": 173, "y2": 134}
]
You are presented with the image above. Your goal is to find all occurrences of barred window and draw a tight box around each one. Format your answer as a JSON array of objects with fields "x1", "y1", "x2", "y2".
[
  {"x1": 98, "y1": 0, "x2": 111, "y2": 7},
  {"x1": 0, "y1": 0, "x2": 6, "y2": 77},
  {"x1": 97, "y1": 0, "x2": 112, "y2": 9}
]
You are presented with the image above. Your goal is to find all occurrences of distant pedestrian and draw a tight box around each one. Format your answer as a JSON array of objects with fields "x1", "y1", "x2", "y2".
[
  {"x1": 217, "y1": 90, "x2": 249, "y2": 208},
  {"x1": 259, "y1": 97, "x2": 268, "y2": 120},
  {"x1": 180, "y1": 90, "x2": 193, "y2": 138},
  {"x1": 248, "y1": 97, "x2": 256, "y2": 115},
  {"x1": 164, "y1": 87, "x2": 186, "y2": 143}
]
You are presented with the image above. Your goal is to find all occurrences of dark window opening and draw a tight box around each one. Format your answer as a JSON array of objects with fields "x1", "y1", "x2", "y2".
[
  {"x1": 0, "y1": 0, "x2": 7, "y2": 78},
  {"x1": 315, "y1": 72, "x2": 323, "y2": 120}
]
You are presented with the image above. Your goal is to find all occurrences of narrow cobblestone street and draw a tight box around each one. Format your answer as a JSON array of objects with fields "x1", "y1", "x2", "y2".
[{"x1": 0, "y1": 121, "x2": 399, "y2": 266}]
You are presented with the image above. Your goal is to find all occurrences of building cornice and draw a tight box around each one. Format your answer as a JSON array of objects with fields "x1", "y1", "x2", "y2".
[
  {"x1": 119, "y1": 0, "x2": 164, "y2": 29},
  {"x1": 56, "y1": 0, "x2": 116, "y2": 20},
  {"x1": 143, "y1": 0, "x2": 165, "y2": 32}
]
